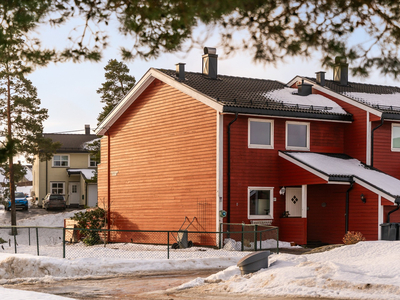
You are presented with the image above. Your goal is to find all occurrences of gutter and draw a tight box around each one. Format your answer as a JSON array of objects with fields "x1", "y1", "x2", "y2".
[
  {"x1": 227, "y1": 112, "x2": 238, "y2": 224},
  {"x1": 107, "y1": 131, "x2": 111, "y2": 240}
]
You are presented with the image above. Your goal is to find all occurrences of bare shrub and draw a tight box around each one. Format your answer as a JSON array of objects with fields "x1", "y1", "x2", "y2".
[{"x1": 343, "y1": 231, "x2": 366, "y2": 245}]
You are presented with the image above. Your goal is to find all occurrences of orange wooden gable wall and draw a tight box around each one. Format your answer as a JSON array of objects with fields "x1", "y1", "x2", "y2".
[{"x1": 98, "y1": 79, "x2": 218, "y2": 234}]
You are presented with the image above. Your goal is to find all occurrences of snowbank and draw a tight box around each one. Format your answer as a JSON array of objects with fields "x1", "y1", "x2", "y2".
[{"x1": 178, "y1": 241, "x2": 400, "y2": 299}]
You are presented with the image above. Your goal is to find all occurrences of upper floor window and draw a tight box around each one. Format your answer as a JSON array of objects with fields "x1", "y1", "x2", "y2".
[
  {"x1": 248, "y1": 187, "x2": 274, "y2": 219},
  {"x1": 286, "y1": 121, "x2": 310, "y2": 151},
  {"x1": 89, "y1": 155, "x2": 98, "y2": 167},
  {"x1": 53, "y1": 155, "x2": 69, "y2": 167},
  {"x1": 248, "y1": 118, "x2": 274, "y2": 149},
  {"x1": 392, "y1": 124, "x2": 400, "y2": 151}
]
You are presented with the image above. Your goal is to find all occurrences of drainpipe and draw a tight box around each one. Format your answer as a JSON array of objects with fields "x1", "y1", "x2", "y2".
[
  {"x1": 227, "y1": 112, "x2": 238, "y2": 224},
  {"x1": 371, "y1": 117, "x2": 384, "y2": 168},
  {"x1": 345, "y1": 179, "x2": 354, "y2": 233},
  {"x1": 107, "y1": 131, "x2": 111, "y2": 235}
]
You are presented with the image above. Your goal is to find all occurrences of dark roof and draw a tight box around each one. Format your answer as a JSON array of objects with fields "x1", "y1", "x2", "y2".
[
  {"x1": 158, "y1": 69, "x2": 353, "y2": 121},
  {"x1": 305, "y1": 77, "x2": 400, "y2": 117},
  {"x1": 44, "y1": 133, "x2": 98, "y2": 153}
]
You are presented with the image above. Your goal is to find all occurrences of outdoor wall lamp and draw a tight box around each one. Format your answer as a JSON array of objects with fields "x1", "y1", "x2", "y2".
[
  {"x1": 361, "y1": 194, "x2": 367, "y2": 203},
  {"x1": 279, "y1": 187, "x2": 286, "y2": 195}
]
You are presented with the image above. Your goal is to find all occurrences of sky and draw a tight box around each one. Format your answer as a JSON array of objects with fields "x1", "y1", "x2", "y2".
[
  {"x1": 1, "y1": 208, "x2": 400, "y2": 299},
  {"x1": 26, "y1": 18, "x2": 400, "y2": 134}
]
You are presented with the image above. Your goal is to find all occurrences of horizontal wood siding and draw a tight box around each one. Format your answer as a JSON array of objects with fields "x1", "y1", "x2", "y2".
[
  {"x1": 313, "y1": 89, "x2": 367, "y2": 163},
  {"x1": 223, "y1": 114, "x2": 345, "y2": 228},
  {"x1": 383, "y1": 206, "x2": 400, "y2": 223},
  {"x1": 307, "y1": 184, "x2": 379, "y2": 243},
  {"x1": 279, "y1": 218, "x2": 307, "y2": 245},
  {"x1": 372, "y1": 121, "x2": 400, "y2": 178},
  {"x1": 102, "y1": 79, "x2": 217, "y2": 235}
]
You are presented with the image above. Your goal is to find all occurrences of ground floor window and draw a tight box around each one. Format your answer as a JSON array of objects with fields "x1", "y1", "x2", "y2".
[
  {"x1": 51, "y1": 182, "x2": 65, "y2": 195},
  {"x1": 248, "y1": 187, "x2": 274, "y2": 219}
]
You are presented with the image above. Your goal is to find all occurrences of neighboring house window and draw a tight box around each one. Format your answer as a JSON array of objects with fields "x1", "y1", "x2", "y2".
[
  {"x1": 51, "y1": 182, "x2": 65, "y2": 194},
  {"x1": 392, "y1": 124, "x2": 400, "y2": 151},
  {"x1": 53, "y1": 155, "x2": 69, "y2": 167},
  {"x1": 286, "y1": 121, "x2": 310, "y2": 150},
  {"x1": 89, "y1": 155, "x2": 98, "y2": 167},
  {"x1": 248, "y1": 118, "x2": 274, "y2": 149},
  {"x1": 248, "y1": 187, "x2": 274, "y2": 219}
]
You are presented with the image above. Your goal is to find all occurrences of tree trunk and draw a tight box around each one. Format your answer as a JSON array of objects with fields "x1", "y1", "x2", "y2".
[{"x1": 7, "y1": 73, "x2": 17, "y2": 235}]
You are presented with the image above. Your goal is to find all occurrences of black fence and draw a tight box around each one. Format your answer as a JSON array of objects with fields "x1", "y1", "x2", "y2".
[{"x1": 0, "y1": 225, "x2": 279, "y2": 259}]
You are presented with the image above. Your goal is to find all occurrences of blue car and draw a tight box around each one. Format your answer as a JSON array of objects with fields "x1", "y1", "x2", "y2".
[{"x1": 6, "y1": 192, "x2": 29, "y2": 211}]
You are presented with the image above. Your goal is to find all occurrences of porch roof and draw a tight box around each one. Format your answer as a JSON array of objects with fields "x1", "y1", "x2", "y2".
[
  {"x1": 279, "y1": 151, "x2": 400, "y2": 203},
  {"x1": 67, "y1": 169, "x2": 96, "y2": 180}
]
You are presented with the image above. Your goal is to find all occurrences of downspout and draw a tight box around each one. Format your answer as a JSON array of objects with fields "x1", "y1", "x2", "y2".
[
  {"x1": 371, "y1": 117, "x2": 384, "y2": 168},
  {"x1": 345, "y1": 179, "x2": 354, "y2": 233},
  {"x1": 227, "y1": 112, "x2": 238, "y2": 224},
  {"x1": 107, "y1": 132, "x2": 111, "y2": 235}
]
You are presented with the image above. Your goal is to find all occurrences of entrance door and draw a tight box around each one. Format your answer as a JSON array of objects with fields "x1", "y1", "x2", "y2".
[
  {"x1": 68, "y1": 182, "x2": 81, "y2": 206},
  {"x1": 285, "y1": 187, "x2": 302, "y2": 217}
]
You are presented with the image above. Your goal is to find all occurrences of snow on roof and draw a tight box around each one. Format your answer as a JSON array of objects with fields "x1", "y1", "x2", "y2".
[
  {"x1": 343, "y1": 92, "x2": 400, "y2": 109},
  {"x1": 265, "y1": 88, "x2": 348, "y2": 114},
  {"x1": 24, "y1": 167, "x2": 32, "y2": 181},
  {"x1": 67, "y1": 168, "x2": 96, "y2": 180},
  {"x1": 285, "y1": 152, "x2": 400, "y2": 198}
]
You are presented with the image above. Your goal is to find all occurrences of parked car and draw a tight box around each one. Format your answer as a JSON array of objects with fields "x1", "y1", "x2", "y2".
[
  {"x1": 6, "y1": 192, "x2": 29, "y2": 211},
  {"x1": 42, "y1": 194, "x2": 66, "y2": 210}
]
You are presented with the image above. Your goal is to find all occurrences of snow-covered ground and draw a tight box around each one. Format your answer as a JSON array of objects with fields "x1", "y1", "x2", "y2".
[{"x1": 1, "y1": 209, "x2": 400, "y2": 299}]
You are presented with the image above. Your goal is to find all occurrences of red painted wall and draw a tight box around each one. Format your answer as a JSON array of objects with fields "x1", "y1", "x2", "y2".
[
  {"x1": 223, "y1": 114, "x2": 346, "y2": 230},
  {"x1": 371, "y1": 121, "x2": 400, "y2": 179},
  {"x1": 313, "y1": 89, "x2": 367, "y2": 163}
]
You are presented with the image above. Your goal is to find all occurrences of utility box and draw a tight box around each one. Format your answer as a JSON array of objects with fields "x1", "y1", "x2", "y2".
[{"x1": 380, "y1": 223, "x2": 399, "y2": 241}]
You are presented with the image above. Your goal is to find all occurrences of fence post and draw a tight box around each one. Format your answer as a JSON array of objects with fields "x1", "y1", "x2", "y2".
[
  {"x1": 36, "y1": 227, "x2": 39, "y2": 256},
  {"x1": 28, "y1": 228, "x2": 31, "y2": 246},
  {"x1": 276, "y1": 227, "x2": 279, "y2": 254},
  {"x1": 167, "y1": 231, "x2": 170, "y2": 259},
  {"x1": 254, "y1": 225, "x2": 258, "y2": 251},
  {"x1": 241, "y1": 224, "x2": 244, "y2": 251},
  {"x1": 219, "y1": 223, "x2": 222, "y2": 249},
  {"x1": 259, "y1": 231, "x2": 262, "y2": 251},
  {"x1": 63, "y1": 227, "x2": 66, "y2": 259},
  {"x1": 13, "y1": 230, "x2": 17, "y2": 254}
]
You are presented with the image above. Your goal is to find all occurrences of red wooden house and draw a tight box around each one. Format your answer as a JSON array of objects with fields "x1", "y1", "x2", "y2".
[{"x1": 95, "y1": 50, "x2": 400, "y2": 245}]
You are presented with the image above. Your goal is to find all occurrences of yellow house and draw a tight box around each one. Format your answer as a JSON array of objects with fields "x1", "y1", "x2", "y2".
[{"x1": 32, "y1": 125, "x2": 99, "y2": 208}]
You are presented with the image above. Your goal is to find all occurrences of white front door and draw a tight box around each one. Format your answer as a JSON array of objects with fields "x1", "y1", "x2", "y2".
[
  {"x1": 285, "y1": 187, "x2": 302, "y2": 217},
  {"x1": 69, "y1": 182, "x2": 81, "y2": 205}
]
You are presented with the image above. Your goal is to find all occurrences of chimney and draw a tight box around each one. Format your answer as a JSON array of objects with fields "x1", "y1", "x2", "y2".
[
  {"x1": 333, "y1": 56, "x2": 348, "y2": 86},
  {"x1": 85, "y1": 124, "x2": 90, "y2": 135},
  {"x1": 315, "y1": 71, "x2": 326, "y2": 86},
  {"x1": 298, "y1": 79, "x2": 313, "y2": 96},
  {"x1": 202, "y1": 47, "x2": 218, "y2": 79},
  {"x1": 175, "y1": 63, "x2": 185, "y2": 80}
]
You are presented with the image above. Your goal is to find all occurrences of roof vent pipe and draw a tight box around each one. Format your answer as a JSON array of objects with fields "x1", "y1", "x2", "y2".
[
  {"x1": 202, "y1": 47, "x2": 218, "y2": 79},
  {"x1": 333, "y1": 56, "x2": 348, "y2": 86},
  {"x1": 85, "y1": 124, "x2": 90, "y2": 135},
  {"x1": 298, "y1": 79, "x2": 313, "y2": 96},
  {"x1": 175, "y1": 63, "x2": 186, "y2": 81},
  {"x1": 316, "y1": 71, "x2": 326, "y2": 86}
]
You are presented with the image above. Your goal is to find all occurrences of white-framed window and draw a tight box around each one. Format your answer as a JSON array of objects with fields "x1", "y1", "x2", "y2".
[
  {"x1": 53, "y1": 155, "x2": 69, "y2": 167},
  {"x1": 248, "y1": 187, "x2": 274, "y2": 220},
  {"x1": 89, "y1": 155, "x2": 98, "y2": 167},
  {"x1": 391, "y1": 124, "x2": 400, "y2": 151},
  {"x1": 248, "y1": 118, "x2": 274, "y2": 149},
  {"x1": 286, "y1": 121, "x2": 310, "y2": 150},
  {"x1": 50, "y1": 182, "x2": 65, "y2": 194}
]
